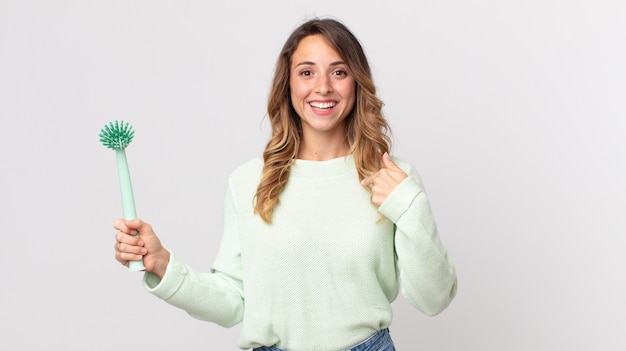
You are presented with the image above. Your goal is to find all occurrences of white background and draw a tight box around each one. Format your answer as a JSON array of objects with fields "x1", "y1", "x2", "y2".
[{"x1": 1, "y1": 1, "x2": 625, "y2": 350}]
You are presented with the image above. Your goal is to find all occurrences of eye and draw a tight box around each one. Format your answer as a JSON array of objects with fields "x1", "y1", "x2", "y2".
[
  {"x1": 299, "y1": 69, "x2": 313, "y2": 77},
  {"x1": 332, "y1": 69, "x2": 349, "y2": 78}
]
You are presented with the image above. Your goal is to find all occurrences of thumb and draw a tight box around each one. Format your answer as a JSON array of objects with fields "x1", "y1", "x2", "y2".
[
  {"x1": 124, "y1": 218, "x2": 151, "y2": 235},
  {"x1": 382, "y1": 152, "x2": 400, "y2": 170}
]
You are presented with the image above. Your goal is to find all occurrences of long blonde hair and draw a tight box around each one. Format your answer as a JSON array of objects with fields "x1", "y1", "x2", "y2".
[{"x1": 254, "y1": 18, "x2": 391, "y2": 223}]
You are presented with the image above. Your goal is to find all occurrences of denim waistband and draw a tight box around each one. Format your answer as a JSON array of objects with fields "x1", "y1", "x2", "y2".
[
  {"x1": 346, "y1": 328, "x2": 392, "y2": 351},
  {"x1": 253, "y1": 328, "x2": 393, "y2": 351}
]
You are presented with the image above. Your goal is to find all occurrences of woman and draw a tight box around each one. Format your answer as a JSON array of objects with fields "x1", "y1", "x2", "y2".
[{"x1": 113, "y1": 18, "x2": 457, "y2": 351}]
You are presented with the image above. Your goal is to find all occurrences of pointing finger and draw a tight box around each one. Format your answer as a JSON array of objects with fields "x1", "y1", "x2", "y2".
[{"x1": 361, "y1": 174, "x2": 376, "y2": 187}]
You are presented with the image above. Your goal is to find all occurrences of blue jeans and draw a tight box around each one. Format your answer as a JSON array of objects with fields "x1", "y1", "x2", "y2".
[{"x1": 253, "y1": 328, "x2": 396, "y2": 351}]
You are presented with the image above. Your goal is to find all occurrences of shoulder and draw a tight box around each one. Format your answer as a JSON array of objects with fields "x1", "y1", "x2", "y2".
[
  {"x1": 389, "y1": 155, "x2": 415, "y2": 175},
  {"x1": 227, "y1": 157, "x2": 264, "y2": 189},
  {"x1": 389, "y1": 155, "x2": 425, "y2": 189},
  {"x1": 230, "y1": 157, "x2": 263, "y2": 176}
]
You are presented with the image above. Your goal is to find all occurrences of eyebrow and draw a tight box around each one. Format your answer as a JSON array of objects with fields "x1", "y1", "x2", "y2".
[{"x1": 294, "y1": 60, "x2": 347, "y2": 68}]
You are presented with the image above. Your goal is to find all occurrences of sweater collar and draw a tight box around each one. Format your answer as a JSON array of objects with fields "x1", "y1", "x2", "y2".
[{"x1": 290, "y1": 154, "x2": 356, "y2": 178}]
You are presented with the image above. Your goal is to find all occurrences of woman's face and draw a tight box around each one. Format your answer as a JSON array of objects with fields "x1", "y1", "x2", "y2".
[{"x1": 289, "y1": 34, "x2": 356, "y2": 138}]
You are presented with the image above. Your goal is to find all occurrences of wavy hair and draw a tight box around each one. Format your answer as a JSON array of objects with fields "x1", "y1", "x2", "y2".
[{"x1": 254, "y1": 18, "x2": 392, "y2": 223}]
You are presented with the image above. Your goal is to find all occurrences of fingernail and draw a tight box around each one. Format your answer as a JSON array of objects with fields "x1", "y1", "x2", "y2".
[
  {"x1": 138, "y1": 240, "x2": 144, "y2": 246},
  {"x1": 141, "y1": 248, "x2": 148, "y2": 255}
]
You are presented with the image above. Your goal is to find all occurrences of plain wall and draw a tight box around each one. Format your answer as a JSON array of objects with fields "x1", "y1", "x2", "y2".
[{"x1": 1, "y1": 0, "x2": 624, "y2": 350}]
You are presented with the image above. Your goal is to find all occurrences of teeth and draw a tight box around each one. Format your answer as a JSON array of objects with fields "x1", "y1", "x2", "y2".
[{"x1": 310, "y1": 102, "x2": 335, "y2": 109}]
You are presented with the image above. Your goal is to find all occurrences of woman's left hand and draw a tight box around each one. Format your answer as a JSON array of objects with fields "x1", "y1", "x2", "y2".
[{"x1": 361, "y1": 152, "x2": 408, "y2": 207}]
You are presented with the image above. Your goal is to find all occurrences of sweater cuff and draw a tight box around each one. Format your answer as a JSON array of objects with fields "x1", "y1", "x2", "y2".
[
  {"x1": 143, "y1": 250, "x2": 187, "y2": 300},
  {"x1": 379, "y1": 176, "x2": 421, "y2": 223}
]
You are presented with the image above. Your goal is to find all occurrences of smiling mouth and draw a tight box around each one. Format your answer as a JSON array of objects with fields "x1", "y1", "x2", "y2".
[{"x1": 309, "y1": 101, "x2": 336, "y2": 109}]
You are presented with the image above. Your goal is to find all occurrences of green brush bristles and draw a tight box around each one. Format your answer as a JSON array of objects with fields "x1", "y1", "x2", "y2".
[{"x1": 99, "y1": 121, "x2": 135, "y2": 150}]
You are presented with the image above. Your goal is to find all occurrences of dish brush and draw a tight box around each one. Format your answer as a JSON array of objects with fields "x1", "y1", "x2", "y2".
[{"x1": 99, "y1": 121, "x2": 145, "y2": 272}]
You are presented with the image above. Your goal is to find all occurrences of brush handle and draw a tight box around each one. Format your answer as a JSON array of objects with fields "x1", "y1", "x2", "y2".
[{"x1": 116, "y1": 149, "x2": 145, "y2": 272}]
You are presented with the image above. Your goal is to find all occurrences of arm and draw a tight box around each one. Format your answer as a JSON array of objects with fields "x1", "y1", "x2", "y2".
[
  {"x1": 141, "y1": 185, "x2": 245, "y2": 327},
  {"x1": 379, "y1": 164, "x2": 457, "y2": 316}
]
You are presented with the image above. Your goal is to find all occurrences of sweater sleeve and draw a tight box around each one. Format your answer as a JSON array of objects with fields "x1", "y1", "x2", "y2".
[
  {"x1": 142, "y1": 185, "x2": 245, "y2": 327},
  {"x1": 378, "y1": 162, "x2": 457, "y2": 316}
]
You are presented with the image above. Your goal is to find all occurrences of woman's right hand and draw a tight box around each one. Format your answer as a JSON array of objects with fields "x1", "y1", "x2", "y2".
[{"x1": 113, "y1": 218, "x2": 170, "y2": 279}]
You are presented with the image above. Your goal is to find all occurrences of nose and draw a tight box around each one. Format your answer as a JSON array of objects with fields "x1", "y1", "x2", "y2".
[{"x1": 316, "y1": 75, "x2": 333, "y2": 95}]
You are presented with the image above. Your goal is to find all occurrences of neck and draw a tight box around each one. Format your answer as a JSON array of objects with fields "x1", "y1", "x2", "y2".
[{"x1": 298, "y1": 131, "x2": 350, "y2": 161}]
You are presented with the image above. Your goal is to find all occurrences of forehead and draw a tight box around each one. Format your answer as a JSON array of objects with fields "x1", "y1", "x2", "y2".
[{"x1": 291, "y1": 35, "x2": 343, "y2": 64}]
